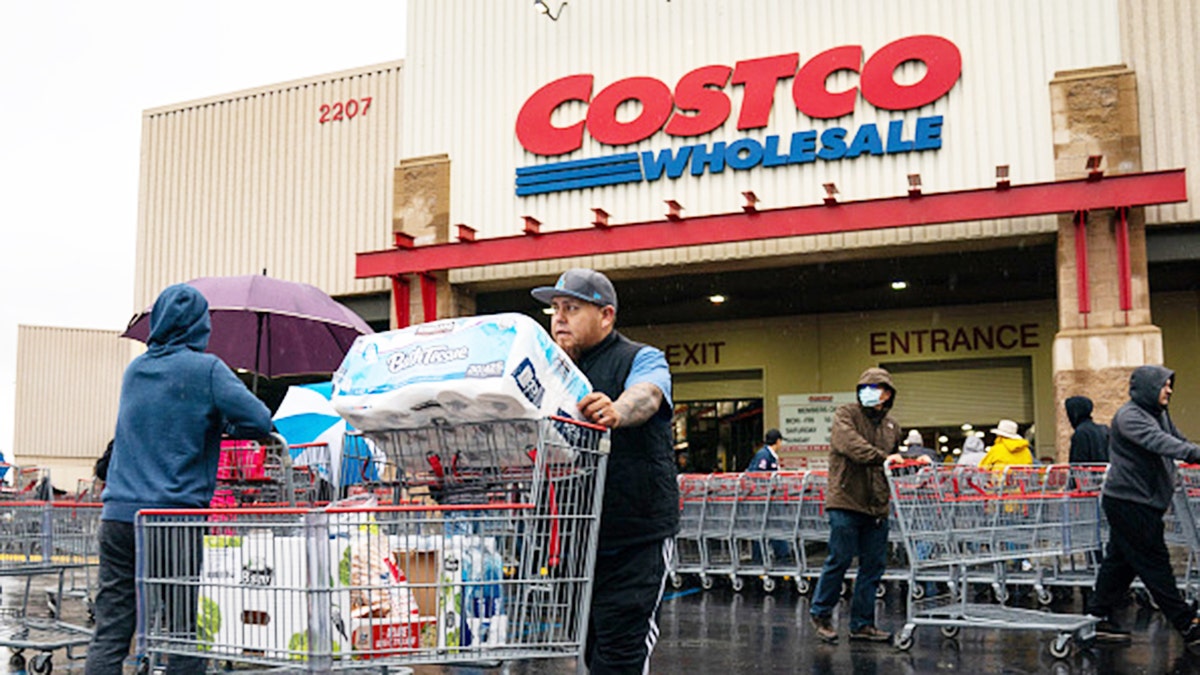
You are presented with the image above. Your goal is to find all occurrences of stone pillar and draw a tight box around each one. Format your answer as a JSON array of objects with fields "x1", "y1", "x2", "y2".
[{"x1": 1051, "y1": 65, "x2": 1161, "y2": 458}]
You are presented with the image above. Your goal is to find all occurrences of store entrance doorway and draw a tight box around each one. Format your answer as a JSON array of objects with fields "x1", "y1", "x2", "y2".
[{"x1": 672, "y1": 399, "x2": 763, "y2": 473}]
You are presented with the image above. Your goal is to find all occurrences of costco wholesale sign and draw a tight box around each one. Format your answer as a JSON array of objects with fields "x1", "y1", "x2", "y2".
[{"x1": 515, "y1": 35, "x2": 962, "y2": 196}]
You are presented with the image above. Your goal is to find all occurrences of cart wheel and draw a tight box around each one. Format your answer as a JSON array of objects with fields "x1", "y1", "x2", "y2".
[
  {"x1": 30, "y1": 652, "x2": 52, "y2": 674},
  {"x1": 1048, "y1": 634, "x2": 1072, "y2": 659},
  {"x1": 700, "y1": 575, "x2": 714, "y2": 591},
  {"x1": 730, "y1": 576, "x2": 745, "y2": 593},
  {"x1": 762, "y1": 577, "x2": 776, "y2": 594},
  {"x1": 9, "y1": 652, "x2": 26, "y2": 672},
  {"x1": 895, "y1": 631, "x2": 915, "y2": 651},
  {"x1": 1036, "y1": 587, "x2": 1054, "y2": 606},
  {"x1": 795, "y1": 577, "x2": 811, "y2": 594},
  {"x1": 940, "y1": 625, "x2": 961, "y2": 639},
  {"x1": 670, "y1": 573, "x2": 683, "y2": 590},
  {"x1": 875, "y1": 582, "x2": 887, "y2": 599},
  {"x1": 910, "y1": 583, "x2": 926, "y2": 600}
]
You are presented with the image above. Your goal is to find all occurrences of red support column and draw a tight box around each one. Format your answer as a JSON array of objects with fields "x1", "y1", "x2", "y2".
[
  {"x1": 1074, "y1": 210, "x2": 1090, "y2": 327},
  {"x1": 391, "y1": 275, "x2": 410, "y2": 329},
  {"x1": 419, "y1": 273, "x2": 438, "y2": 323},
  {"x1": 1115, "y1": 207, "x2": 1132, "y2": 320}
]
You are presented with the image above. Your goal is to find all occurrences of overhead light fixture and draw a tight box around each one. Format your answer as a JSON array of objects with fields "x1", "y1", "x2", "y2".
[
  {"x1": 542, "y1": 307, "x2": 555, "y2": 315},
  {"x1": 961, "y1": 423, "x2": 973, "y2": 431},
  {"x1": 533, "y1": 0, "x2": 567, "y2": 20},
  {"x1": 938, "y1": 435, "x2": 949, "y2": 444},
  {"x1": 890, "y1": 280, "x2": 908, "y2": 291},
  {"x1": 708, "y1": 294, "x2": 726, "y2": 304}
]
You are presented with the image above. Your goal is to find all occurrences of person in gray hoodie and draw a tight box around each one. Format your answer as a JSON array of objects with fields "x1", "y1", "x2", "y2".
[{"x1": 1085, "y1": 365, "x2": 1200, "y2": 649}]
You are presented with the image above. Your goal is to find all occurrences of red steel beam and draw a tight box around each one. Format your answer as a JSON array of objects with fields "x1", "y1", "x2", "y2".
[{"x1": 357, "y1": 169, "x2": 1187, "y2": 279}]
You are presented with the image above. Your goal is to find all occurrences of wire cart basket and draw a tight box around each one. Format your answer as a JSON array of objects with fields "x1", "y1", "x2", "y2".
[
  {"x1": 135, "y1": 416, "x2": 608, "y2": 673},
  {"x1": 887, "y1": 463, "x2": 1099, "y2": 658}
]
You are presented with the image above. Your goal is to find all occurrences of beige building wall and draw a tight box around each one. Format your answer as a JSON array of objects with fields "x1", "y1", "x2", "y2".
[
  {"x1": 13, "y1": 326, "x2": 136, "y2": 489},
  {"x1": 625, "y1": 299, "x2": 1058, "y2": 459},
  {"x1": 135, "y1": 61, "x2": 404, "y2": 311},
  {"x1": 1119, "y1": 0, "x2": 1200, "y2": 225},
  {"x1": 1153, "y1": 291, "x2": 1200, "y2": 439}
]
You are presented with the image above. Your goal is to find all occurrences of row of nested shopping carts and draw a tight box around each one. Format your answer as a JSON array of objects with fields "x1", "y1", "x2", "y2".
[
  {"x1": 673, "y1": 463, "x2": 1200, "y2": 657},
  {"x1": 0, "y1": 431, "x2": 391, "y2": 674},
  {"x1": 0, "y1": 464, "x2": 104, "y2": 674}
]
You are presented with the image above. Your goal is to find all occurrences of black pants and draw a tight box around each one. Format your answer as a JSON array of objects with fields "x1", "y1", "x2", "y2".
[
  {"x1": 585, "y1": 537, "x2": 673, "y2": 675},
  {"x1": 1087, "y1": 495, "x2": 1194, "y2": 633},
  {"x1": 86, "y1": 520, "x2": 205, "y2": 675}
]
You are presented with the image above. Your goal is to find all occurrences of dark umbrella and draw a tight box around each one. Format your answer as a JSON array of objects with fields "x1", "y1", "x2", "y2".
[{"x1": 121, "y1": 274, "x2": 374, "y2": 392}]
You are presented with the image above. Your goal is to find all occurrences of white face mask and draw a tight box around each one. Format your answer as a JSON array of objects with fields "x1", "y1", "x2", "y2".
[{"x1": 858, "y1": 386, "x2": 884, "y2": 407}]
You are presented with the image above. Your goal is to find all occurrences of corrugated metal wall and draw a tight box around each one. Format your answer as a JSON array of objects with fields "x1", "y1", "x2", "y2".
[
  {"x1": 1120, "y1": 0, "x2": 1200, "y2": 224},
  {"x1": 402, "y1": 0, "x2": 1123, "y2": 284},
  {"x1": 13, "y1": 325, "x2": 133, "y2": 461},
  {"x1": 135, "y1": 61, "x2": 404, "y2": 310}
]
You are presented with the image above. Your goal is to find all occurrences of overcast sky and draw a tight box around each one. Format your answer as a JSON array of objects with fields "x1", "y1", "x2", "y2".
[{"x1": 0, "y1": 1, "x2": 408, "y2": 459}]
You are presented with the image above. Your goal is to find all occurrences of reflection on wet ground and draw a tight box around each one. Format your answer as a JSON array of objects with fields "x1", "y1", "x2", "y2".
[{"x1": 5, "y1": 574, "x2": 1199, "y2": 673}]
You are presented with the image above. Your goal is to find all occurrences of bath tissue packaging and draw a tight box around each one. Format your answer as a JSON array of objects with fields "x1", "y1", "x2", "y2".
[{"x1": 331, "y1": 313, "x2": 592, "y2": 431}]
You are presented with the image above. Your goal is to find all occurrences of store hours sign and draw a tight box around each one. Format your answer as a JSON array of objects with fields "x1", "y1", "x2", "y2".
[{"x1": 778, "y1": 392, "x2": 857, "y2": 467}]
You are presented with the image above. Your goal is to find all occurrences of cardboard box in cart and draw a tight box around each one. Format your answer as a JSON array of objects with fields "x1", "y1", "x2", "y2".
[
  {"x1": 199, "y1": 533, "x2": 352, "y2": 659},
  {"x1": 199, "y1": 531, "x2": 439, "y2": 660}
]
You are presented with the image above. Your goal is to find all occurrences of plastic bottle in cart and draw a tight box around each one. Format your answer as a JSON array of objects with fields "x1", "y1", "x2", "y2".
[
  {"x1": 438, "y1": 536, "x2": 463, "y2": 650},
  {"x1": 462, "y1": 538, "x2": 505, "y2": 646}
]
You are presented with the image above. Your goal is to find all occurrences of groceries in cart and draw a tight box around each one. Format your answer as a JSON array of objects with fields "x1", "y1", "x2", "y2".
[{"x1": 331, "y1": 313, "x2": 591, "y2": 432}]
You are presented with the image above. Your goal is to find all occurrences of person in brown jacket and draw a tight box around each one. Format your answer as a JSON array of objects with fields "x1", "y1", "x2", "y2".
[{"x1": 810, "y1": 367, "x2": 915, "y2": 644}]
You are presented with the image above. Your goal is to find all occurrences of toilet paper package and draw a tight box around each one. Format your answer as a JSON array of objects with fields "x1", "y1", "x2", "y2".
[{"x1": 331, "y1": 313, "x2": 592, "y2": 435}]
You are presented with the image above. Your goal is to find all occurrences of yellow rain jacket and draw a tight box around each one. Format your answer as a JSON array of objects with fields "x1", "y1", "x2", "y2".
[{"x1": 980, "y1": 436, "x2": 1034, "y2": 469}]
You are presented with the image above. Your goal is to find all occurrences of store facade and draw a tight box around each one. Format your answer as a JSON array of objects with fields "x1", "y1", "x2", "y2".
[
  {"x1": 15, "y1": 1, "x2": 1200, "y2": 481},
  {"x1": 357, "y1": 0, "x2": 1198, "y2": 468}
]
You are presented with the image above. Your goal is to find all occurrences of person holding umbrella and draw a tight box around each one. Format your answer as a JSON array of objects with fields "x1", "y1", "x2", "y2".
[{"x1": 86, "y1": 284, "x2": 272, "y2": 675}]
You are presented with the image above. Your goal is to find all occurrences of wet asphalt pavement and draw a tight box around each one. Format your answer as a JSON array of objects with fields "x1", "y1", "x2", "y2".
[{"x1": 6, "y1": 574, "x2": 1200, "y2": 673}]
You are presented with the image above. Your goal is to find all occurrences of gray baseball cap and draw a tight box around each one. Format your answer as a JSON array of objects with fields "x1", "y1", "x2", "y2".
[{"x1": 531, "y1": 268, "x2": 618, "y2": 310}]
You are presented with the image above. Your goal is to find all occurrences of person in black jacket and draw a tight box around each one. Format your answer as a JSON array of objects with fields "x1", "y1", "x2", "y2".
[
  {"x1": 1065, "y1": 396, "x2": 1110, "y2": 463},
  {"x1": 1085, "y1": 365, "x2": 1200, "y2": 649},
  {"x1": 531, "y1": 268, "x2": 677, "y2": 675}
]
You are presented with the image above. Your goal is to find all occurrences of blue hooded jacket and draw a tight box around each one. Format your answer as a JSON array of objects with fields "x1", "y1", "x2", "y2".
[
  {"x1": 102, "y1": 284, "x2": 272, "y2": 522},
  {"x1": 1103, "y1": 365, "x2": 1200, "y2": 510}
]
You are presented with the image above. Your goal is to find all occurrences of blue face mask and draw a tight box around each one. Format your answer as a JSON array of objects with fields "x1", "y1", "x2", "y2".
[{"x1": 858, "y1": 385, "x2": 884, "y2": 408}]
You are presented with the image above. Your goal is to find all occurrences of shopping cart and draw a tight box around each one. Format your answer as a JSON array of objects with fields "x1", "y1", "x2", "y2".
[
  {"x1": 794, "y1": 470, "x2": 829, "y2": 594},
  {"x1": 696, "y1": 474, "x2": 740, "y2": 590},
  {"x1": 888, "y1": 463, "x2": 1098, "y2": 657},
  {"x1": 761, "y1": 471, "x2": 806, "y2": 592},
  {"x1": 669, "y1": 474, "x2": 708, "y2": 589},
  {"x1": 730, "y1": 472, "x2": 774, "y2": 591},
  {"x1": 0, "y1": 488, "x2": 96, "y2": 673},
  {"x1": 136, "y1": 416, "x2": 608, "y2": 672},
  {"x1": 1166, "y1": 464, "x2": 1200, "y2": 603}
]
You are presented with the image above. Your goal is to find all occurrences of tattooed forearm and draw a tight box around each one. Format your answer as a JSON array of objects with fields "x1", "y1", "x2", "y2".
[{"x1": 612, "y1": 382, "x2": 664, "y2": 427}]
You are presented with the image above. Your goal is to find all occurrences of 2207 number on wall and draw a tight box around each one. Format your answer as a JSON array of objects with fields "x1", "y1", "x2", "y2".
[{"x1": 319, "y1": 97, "x2": 372, "y2": 124}]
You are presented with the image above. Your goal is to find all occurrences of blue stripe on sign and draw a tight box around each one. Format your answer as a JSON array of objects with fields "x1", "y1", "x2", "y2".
[
  {"x1": 515, "y1": 170, "x2": 644, "y2": 196},
  {"x1": 516, "y1": 161, "x2": 643, "y2": 187},
  {"x1": 516, "y1": 152, "x2": 640, "y2": 176}
]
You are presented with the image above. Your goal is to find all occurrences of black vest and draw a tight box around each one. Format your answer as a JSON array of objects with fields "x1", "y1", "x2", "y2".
[{"x1": 577, "y1": 331, "x2": 680, "y2": 548}]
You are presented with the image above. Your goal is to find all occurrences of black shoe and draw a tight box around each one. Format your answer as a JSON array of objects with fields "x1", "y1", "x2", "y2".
[
  {"x1": 1183, "y1": 617, "x2": 1200, "y2": 651},
  {"x1": 811, "y1": 614, "x2": 838, "y2": 643},
  {"x1": 1092, "y1": 618, "x2": 1131, "y2": 643}
]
